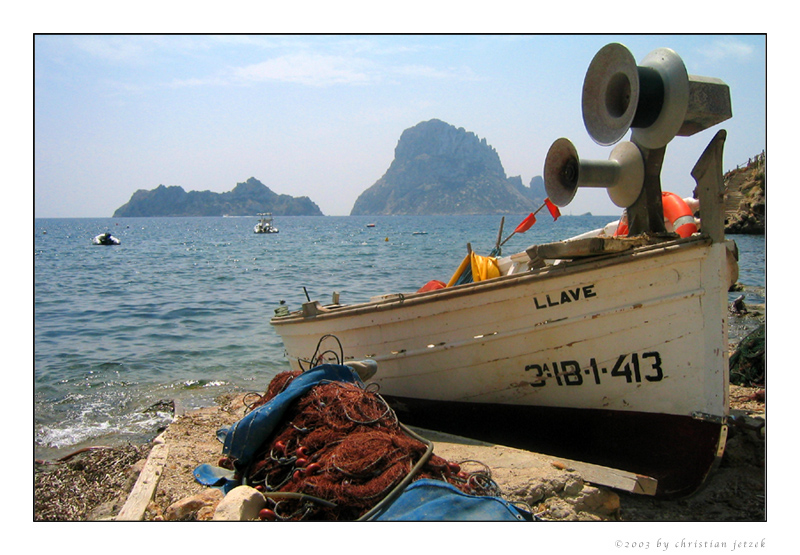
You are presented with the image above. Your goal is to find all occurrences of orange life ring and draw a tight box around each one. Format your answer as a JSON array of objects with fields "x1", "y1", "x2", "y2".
[{"x1": 662, "y1": 192, "x2": 698, "y2": 238}]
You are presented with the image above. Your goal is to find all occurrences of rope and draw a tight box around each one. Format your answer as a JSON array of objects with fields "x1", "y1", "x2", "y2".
[{"x1": 243, "y1": 370, "x2": 502, "y2": 521}]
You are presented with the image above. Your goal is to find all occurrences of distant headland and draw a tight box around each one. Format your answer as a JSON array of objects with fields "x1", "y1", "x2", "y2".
[{"x1": 112, "y1": 177, "x2": 323, "y2": 217}]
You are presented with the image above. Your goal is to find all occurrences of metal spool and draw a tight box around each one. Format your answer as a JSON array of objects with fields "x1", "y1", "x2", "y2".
[
  {"x1": 582, "y1": 43, "x2": 689, "y2": 149},
  {"x1": 544, "y1": 137, "x2": 644, "y2": 208}
]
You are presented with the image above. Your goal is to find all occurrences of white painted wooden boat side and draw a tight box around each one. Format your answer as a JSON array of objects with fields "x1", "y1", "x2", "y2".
[{"x1": 272, "y1": 236, "x2": 732, "y2": 423}]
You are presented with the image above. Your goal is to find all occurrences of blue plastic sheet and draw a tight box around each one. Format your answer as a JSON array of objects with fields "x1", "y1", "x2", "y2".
[{"x1": 369, "y1": 479, "x2": 533, "y2": 521}]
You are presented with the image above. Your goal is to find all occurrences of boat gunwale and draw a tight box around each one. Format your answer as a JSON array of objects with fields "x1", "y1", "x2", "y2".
[{"x1": 271, "y1": 234, "x2": 715, "y2": 325}]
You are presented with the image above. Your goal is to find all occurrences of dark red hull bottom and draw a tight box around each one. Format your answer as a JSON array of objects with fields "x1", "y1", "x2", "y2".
[{"x1": 385, "y1": 395, "x2": 725, "y2": 498}]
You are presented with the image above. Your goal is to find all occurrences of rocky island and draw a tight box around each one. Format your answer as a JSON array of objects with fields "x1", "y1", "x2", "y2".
[
  {"x1": 112, "y1": 177, "x2": 323, "y2": 217},
  {"x1": 351, "y1": 119, "x2": 545, "y2": 215}
]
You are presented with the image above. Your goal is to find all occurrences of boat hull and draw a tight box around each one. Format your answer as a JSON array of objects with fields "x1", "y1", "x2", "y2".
[
  {"x1": 272, "y1": 236, "x2": 734, "y2": 496},
  {"x1": 384, "y1": 395, "x2": 725, "y2": 497}
]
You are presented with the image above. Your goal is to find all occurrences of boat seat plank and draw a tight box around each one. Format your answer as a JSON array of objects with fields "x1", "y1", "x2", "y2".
[
  {"x1": 412, "y1": 427, "x2": 658, "y2": 496},
  {"x1": 116, "y1": 442, "x2": 170, "y2": 521},
  {"x1": 550, "y1": 457, "x2": 659, "y2": 496}
]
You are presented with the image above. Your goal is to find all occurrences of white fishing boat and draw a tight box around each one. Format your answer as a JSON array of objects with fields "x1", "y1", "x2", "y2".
[
  {"x1": 271, "y1": 43, "x2": 738, "y2": 497},
  {"x1": 254, "y1": 213, "x2": 279, "y2": 234}
]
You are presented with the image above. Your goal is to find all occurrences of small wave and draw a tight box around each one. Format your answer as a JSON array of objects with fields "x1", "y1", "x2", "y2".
[
  {"x1": 159, "y1": 307, "x2": 217, "y2": 320},
  {"x1": 181, "y1": 379, "x2": 229, "y2": 390},
  {"x1": 35, "y1": 398, "x2": 175, "y2": 459},
  {"x1": 37, "y1": 420, "x2": 118, "y2": 450},
  {"x1": 36, "y1": 408, "x2": 172, "y2": 449}
]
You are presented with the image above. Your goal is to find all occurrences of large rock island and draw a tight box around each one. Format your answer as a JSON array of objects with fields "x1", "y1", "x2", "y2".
[
  {"x1": 351, "y1": 119, "x2": 545, "y2": 215},
  {"x1": 113, "y1": 177, "x2": 323, "y2": 217}
]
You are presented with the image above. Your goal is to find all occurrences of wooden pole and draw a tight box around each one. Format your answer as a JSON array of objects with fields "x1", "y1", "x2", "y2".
[
  {"x1": 494, "y1": 216, "x2": 505, "y2": 252},
  {"x1": 499, "y1": 202, "x2": 548, "y2": 248}
]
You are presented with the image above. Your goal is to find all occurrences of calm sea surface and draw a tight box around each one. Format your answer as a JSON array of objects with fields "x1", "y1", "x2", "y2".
[{"x1": 34, "y1": 215, "x2": 766, "y2": 460}]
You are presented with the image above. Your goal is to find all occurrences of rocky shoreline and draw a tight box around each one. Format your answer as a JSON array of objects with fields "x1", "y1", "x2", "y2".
[{"x1": 722, "y1": 152, "x2": 765, "y2": 235}]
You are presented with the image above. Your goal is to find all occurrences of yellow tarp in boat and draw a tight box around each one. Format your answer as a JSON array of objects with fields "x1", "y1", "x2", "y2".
[{"x1": 446, "y1": 252, "x2": 500, "y2": 287}]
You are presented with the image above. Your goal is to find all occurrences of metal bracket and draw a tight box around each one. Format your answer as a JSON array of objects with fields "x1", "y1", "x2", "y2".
[{"x1": 691, "y1": 411, "x2": 728, "y2": 425}]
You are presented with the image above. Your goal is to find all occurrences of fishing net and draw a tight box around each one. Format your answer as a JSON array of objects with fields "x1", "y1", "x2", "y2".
[
  {"x1": 729, "y1": 324, "x2": 765, "y2": 386},
  {"x1": 237, "y1": 370, "x2": 501, "y2": 521}
]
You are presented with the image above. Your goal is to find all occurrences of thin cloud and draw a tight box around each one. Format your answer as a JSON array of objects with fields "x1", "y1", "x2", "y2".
[
  {"x1": 172, "y1": 56, "x2": 483, "y2": 90},
  {"x1": 231, "y1": 53, "x2": 374, "y2": 87},
  {"x1": 392, "y1": 63, "x2": 482, "y2": 81},
  {"x1": 68, "y1": 35, "x2": 213, "y2": 66},
  {"x1": 70, "y1": 35, "x2": 150, "y2": 63},
  {"x1": 63, "y1": 36, "x2": 481, "y2": 90},
  {"x1": 167, "y1": 76, "x2": 230, "y2": 89},
  {"x1": 702, "y1": 38, "x2": 755, "y2": 62}
]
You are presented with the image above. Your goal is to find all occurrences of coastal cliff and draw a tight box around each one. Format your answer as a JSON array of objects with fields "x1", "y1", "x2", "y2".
[
  {"x1": 351, "y1": 119, "x2": 544, "y2": 215},
  {"x1": 112, "y1": 177, "x2": 323, "y2": 217},
  {"x1": 722, "y1": 151, "x2": 765, "y2": 234}
]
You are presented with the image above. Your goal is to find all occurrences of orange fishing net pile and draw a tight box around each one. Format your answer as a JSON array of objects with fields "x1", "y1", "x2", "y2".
[{"x1": 236, "y1": 370, "x2": 499, "y2": 521}]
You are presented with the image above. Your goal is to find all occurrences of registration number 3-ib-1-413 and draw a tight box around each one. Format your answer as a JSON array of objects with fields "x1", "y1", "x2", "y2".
[{"x1": 524, "y1": 352, "x2": 664, "y2": 387}]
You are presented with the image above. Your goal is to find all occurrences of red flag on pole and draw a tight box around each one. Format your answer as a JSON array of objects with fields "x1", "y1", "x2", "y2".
[
  {"x1": 514, "y1": 213, "x2": 537, "y2": 233},
  {"x1": 544, "y1": 198, "x2": 561, "y2": 220}
]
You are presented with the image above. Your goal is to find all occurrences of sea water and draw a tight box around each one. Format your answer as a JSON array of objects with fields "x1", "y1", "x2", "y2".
[{"x1": 33, "y1": 215, "x2": 766, "y2": 460}]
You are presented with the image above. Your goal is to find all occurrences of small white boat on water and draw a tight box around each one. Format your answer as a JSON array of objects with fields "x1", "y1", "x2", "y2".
[
  {"x1": 254, "y1": 213, "x2": 279, "y2": 234},
  {"x1": 271, "y1": 43, "x2": 739, "y2": 497},
  {"x1": 92, "y1": 232, "x2": 120, "y2": 245}
]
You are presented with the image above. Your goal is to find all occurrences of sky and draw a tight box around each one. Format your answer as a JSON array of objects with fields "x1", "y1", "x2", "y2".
[{"x1": 33, "y1": 33, "x2": 766, "y2": 219}]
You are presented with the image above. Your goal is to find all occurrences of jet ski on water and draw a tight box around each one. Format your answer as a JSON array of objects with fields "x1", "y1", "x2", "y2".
[{"x1": 92, "y1": 232, "x2": 120, "y2": 245}]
